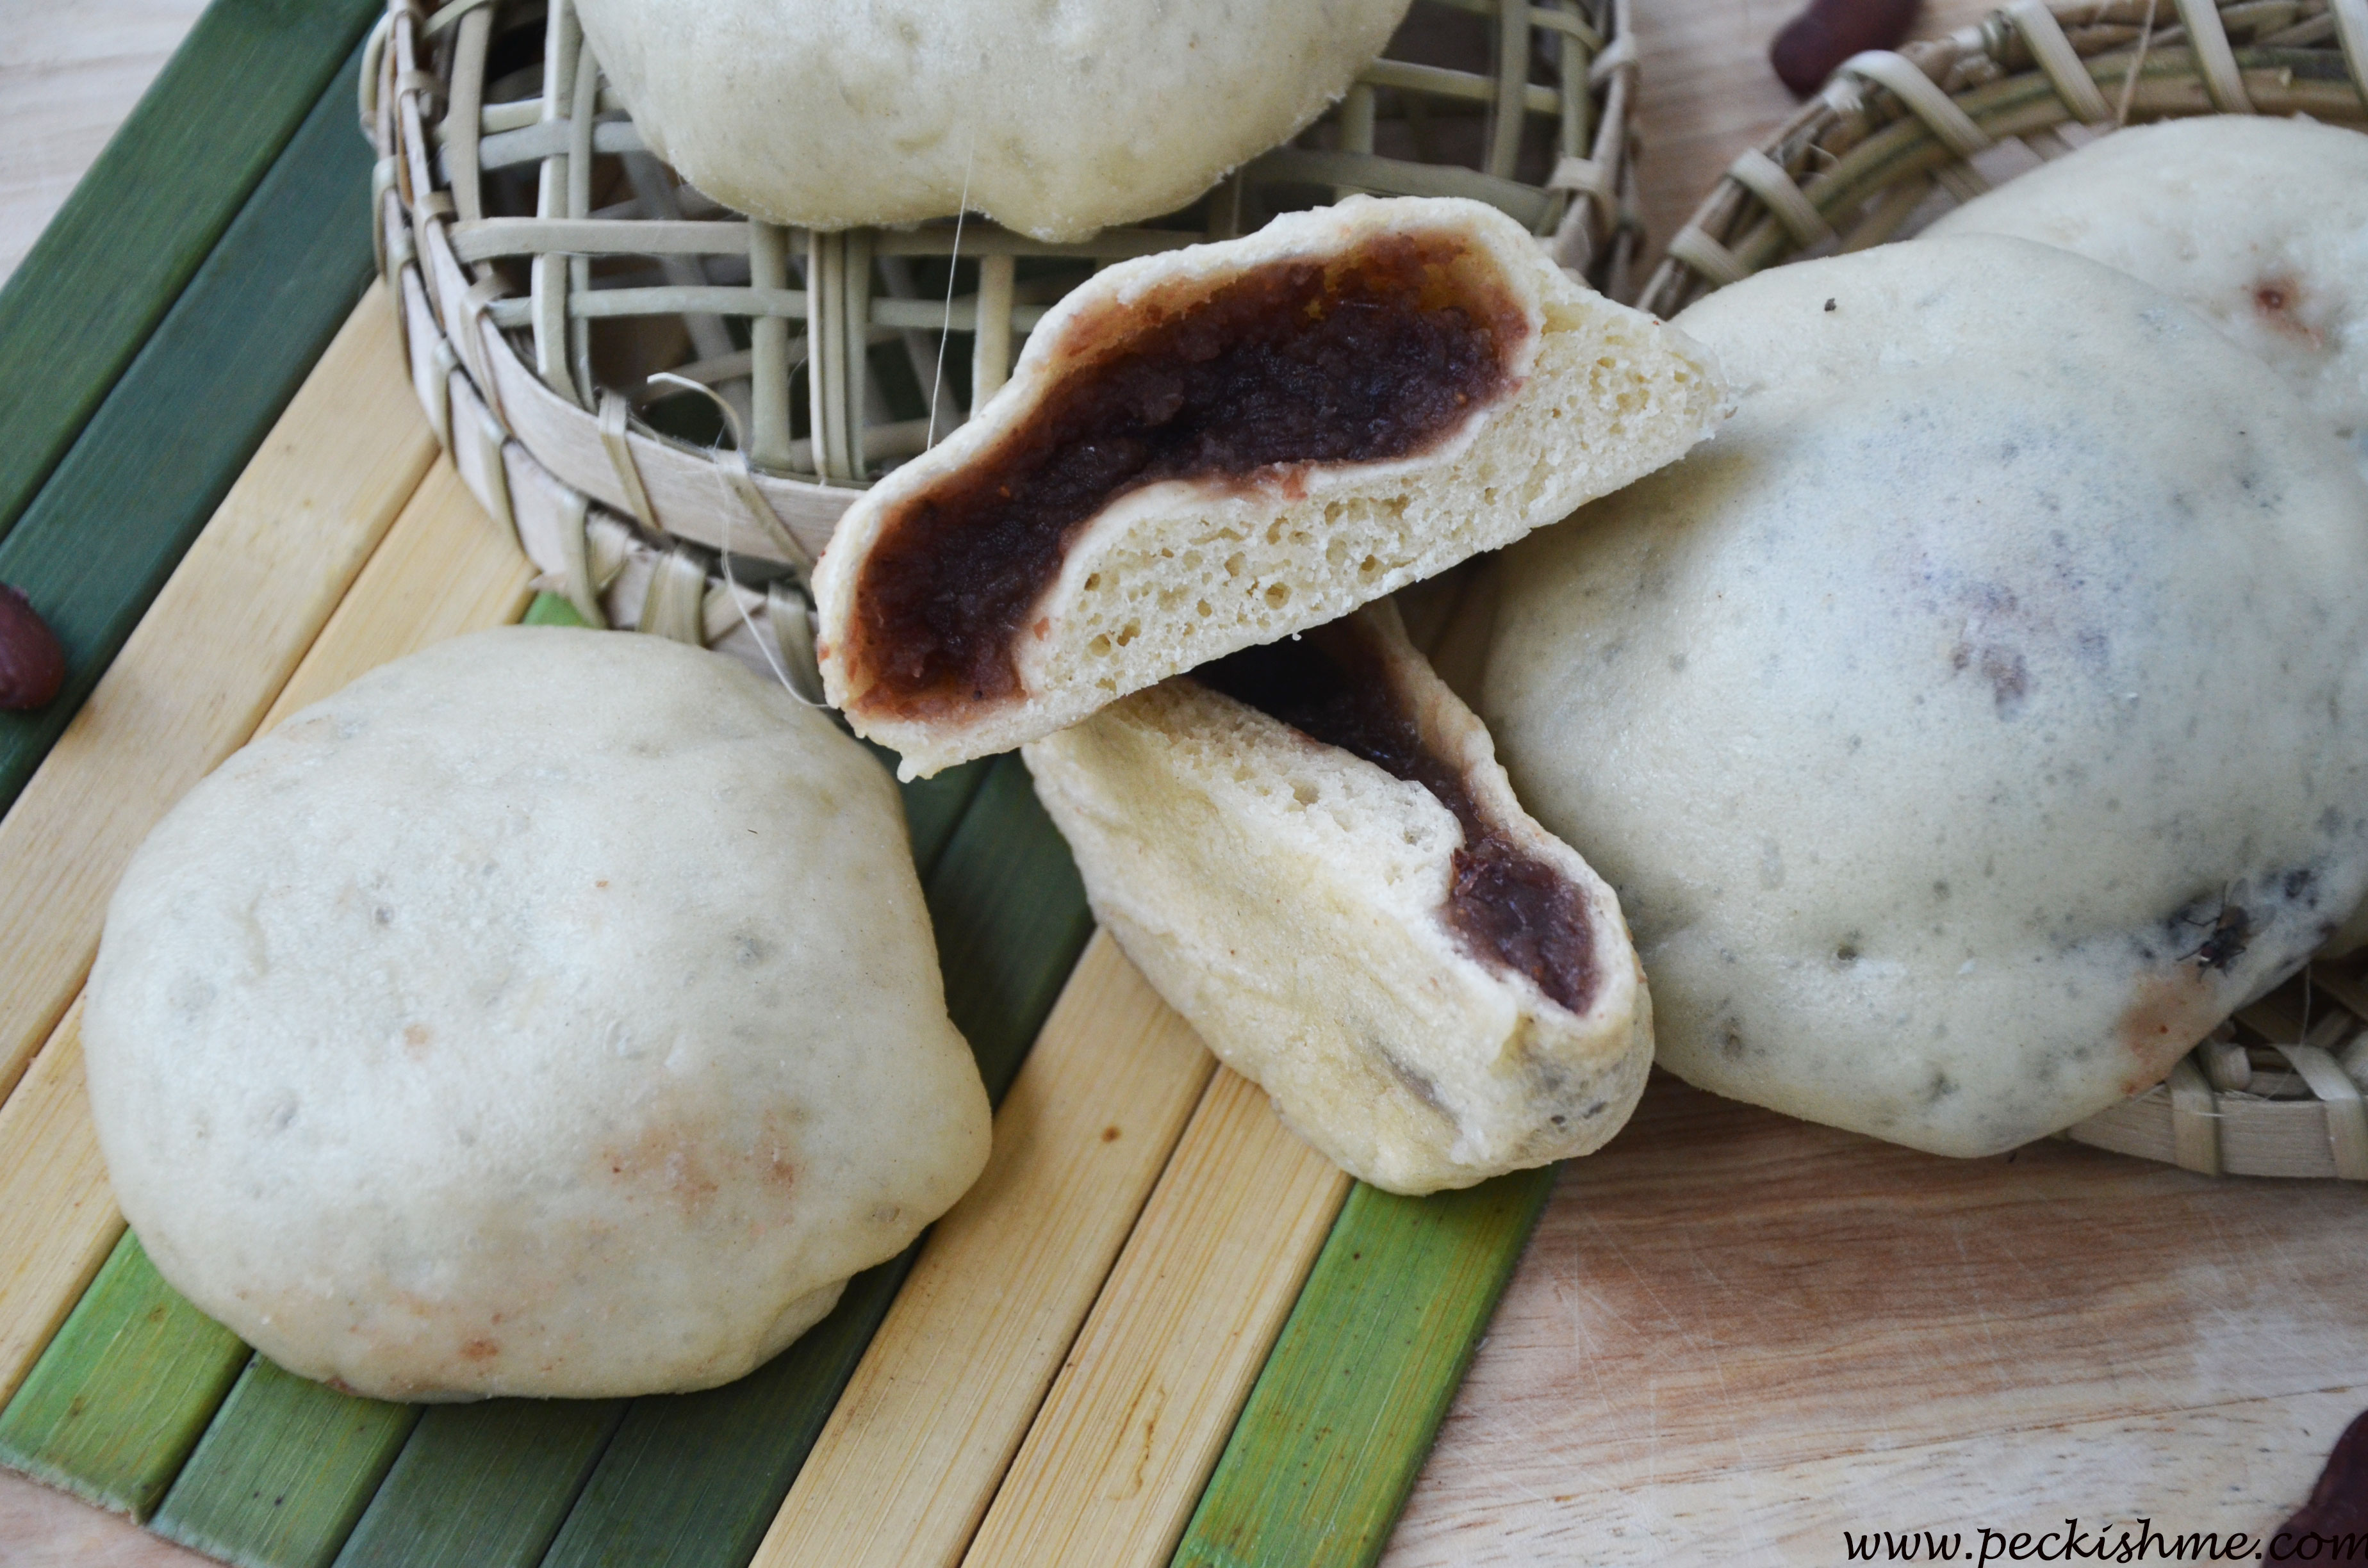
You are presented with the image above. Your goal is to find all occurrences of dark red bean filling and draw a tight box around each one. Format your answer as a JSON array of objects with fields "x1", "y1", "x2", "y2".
[
  {"x1": 1196, "y1": 621, "x2": 1597, "y2": 1015},
  {"x1": 843, "y1": 233, "x2": 1526, "y2": 719}
]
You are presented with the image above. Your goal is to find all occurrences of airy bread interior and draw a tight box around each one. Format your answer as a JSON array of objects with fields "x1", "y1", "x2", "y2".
[
  {"x1": 817, "y1": 196, "x2": 1728, "y2": 778},
  {"x1": 1024, "y1": 601, "x2": 1652, "y2": 1193}
]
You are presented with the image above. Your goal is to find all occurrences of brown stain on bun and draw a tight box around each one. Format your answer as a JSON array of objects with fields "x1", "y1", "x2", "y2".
[
  {"x1": 2115, "y1": 967, "x2": 2224, "y2": 1095},
  {"x1": 600, "y1": 1109, "x2": 803, "y2": 1217},
  {"x1": 2251, "y1": 274, "x2": 2325, "y2": 348},
  {"x1": 603, "y1": 1122, "x2": 723, "y2": 1214}
]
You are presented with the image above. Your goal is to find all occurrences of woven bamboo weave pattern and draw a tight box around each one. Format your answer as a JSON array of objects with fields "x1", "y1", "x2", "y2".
[
  {"x1": 1637, "y1": 0, "x2": 2368, "y2": 315},
  {"x1": 367, "y1": 0, "x2": 1641, "y2": 674}
]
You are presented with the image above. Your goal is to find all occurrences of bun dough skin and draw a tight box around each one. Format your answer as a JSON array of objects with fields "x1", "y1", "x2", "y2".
[
  {"x1": 1480, "y1": 238, "x2": 2368, "y2": 1157},
  {"x1": 573, "y1": 0, "x2": 1411, "y2": 241},
  {"x1": 84, "y1": 628, "x2": 989, "y2": 1401},
  {"x1": 1026, "y1": 604, "x2": 1650, "y2": 1194},
  {"x1": 1926, "y1": 116, "x2": 2368, "y2": 475},
  {"x1": 819, "y1": 197, "x2": 1729, "y2": 779}
]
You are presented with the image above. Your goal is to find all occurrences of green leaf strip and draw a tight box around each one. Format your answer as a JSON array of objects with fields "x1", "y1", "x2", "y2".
[
  {"x1": 0, "y1": 1230, "x2": 248, "y2": 1520},
  {"x1": 150, "y1": 1357, "x2": 422, "y2": 1568},
  {"x1": 0, "y1": 34, "x2": 378, "y2": 817},
  {"x1": 0, "y1": 0, "x2": 382, "y2": 548},
  {"x1": 1170, "y1": 1165, "x2": 1560, "y2": 1568}
]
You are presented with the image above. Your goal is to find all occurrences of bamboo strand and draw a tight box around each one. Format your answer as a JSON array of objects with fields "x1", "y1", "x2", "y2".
[
  {"x1": 960, "y1": 1069, "x2": 1351, "y2": 1568},
  {"x1": 753, "y1": 935, "x2": 1218, "y2": 1568},
  {"x1": 0, "y1": 1004, "x2": 126, "y2": 1413},
  {"x1": 0, "y1": 458, "x2": 530, "y2": 1492},
  {"x1": 0, "y1": 287, "x2": 431, "y2": 1111}
]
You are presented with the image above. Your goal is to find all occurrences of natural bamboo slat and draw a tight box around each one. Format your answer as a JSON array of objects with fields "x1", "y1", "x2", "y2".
[
  {"x1": 0, "y1": 37, "x2": 377, "y2": 815},
  {"x1": 0, "y1": 456, "x2": 529, "y2": 1524},
  {"x1": 0, "y1": 1002, "x2": 129, "y2": 1414},
  {"x1": 961, "y1": 1068, "x2": 1352, "y2": 1568},
  {"x1": 249, "y1": 459, "x2": 537, "y2": 726},
  {"x1": 0, "y1": 284, "x2": 433, "y2": 1109},
  {"x1": 1173, "y1": 1168, "x2": 1558, "y2": 1568},
  {"x1": 0, "y1": 1231, "x2": 246, "y2": 1520},
  {"x1": 755, "y1": 933, "x2": 1219, "y2": 1568},
  {"x1": 0, "y1": 0, "x2": 380, "y2": 544},
  {"x1": 331, "y1": 1400, "x2": 627, "y2": 1568},
  {"x1": 151, "y1": 1359, "x2": 421, "y2": 1568}
]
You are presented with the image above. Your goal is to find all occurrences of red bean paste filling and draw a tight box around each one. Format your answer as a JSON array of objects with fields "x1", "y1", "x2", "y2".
[
  {"x1": 846, "y1": 233, "x2": 1524, "y2": 717},
  {"x1": 1196, "y1": 623, "x2": 1597, "y2": 1016}
]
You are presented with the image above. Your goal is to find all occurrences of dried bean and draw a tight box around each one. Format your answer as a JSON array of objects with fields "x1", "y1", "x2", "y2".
[
  {"x1": 1770, "y1": 0, "x2": 1921, "y2": 97},
  {"x1": 0, "y1": 583, "x2": 66, "y2": 711},
  {"x1": 2266, "y1": 1405, "x2": 2368, "y2": 1565}
]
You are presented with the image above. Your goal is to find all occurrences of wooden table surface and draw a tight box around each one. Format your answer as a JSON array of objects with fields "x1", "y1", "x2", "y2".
[{"x1": 4, "y1": 1, "x2": 2362, "y2": 1565}]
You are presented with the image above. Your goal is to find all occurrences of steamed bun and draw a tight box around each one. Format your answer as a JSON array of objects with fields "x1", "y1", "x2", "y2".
[
  {"x1": 1479, "y1": 238, "x2": 2368, "y2": 1157},
  {"x1": 84, "y1": 627, "x2": 988, "y2": 1400},
  {"x1": 574, "y1": 0, "x2": 1413, "y2": 241},
  {"x1": 1926, "y1": 116, "x2": 2368, "y2": 476}
]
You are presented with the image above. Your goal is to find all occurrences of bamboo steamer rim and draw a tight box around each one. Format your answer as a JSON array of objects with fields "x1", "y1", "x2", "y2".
[
  {"x1": 1639, "y1": 0, "x2": 2368, "y2": 1180},
  {"x1": 360, "y1": 0, "x2": 1645, "y2": 680},
  {"x1": 1636, "y1": 0, "x2": 2368, "y2": 317}
]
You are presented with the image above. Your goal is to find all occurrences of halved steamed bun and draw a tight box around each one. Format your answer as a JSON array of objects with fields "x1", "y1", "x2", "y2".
[
  {"x1": 1026, "y1": 601, "x2": 1651, "y2": 1193},
  {"x1": 819, "y1": 196, "x2": 1728, "y2": 779}
]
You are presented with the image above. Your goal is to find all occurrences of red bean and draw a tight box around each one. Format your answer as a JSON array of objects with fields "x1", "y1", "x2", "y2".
[
  {"x1": 0, "y1": 583, "x2": 66, "y2": 711},
  {"x1": 1770, "y1": 0, "x2": 1922, "y2": 97},
  {"x1": 2266, "y1": 1406, "x2": 2368, "y2": 1566}
]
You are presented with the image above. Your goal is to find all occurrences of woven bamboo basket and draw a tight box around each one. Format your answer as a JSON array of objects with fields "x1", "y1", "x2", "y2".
[
  {"x1": 361, "y1": 0, "x2": 1643, "y2": 689},
  {"x1": 1634, "y1": 0, "x2": 2368, "y2": 1180},
  {"x1": 1637, "y1": 0, "x2": 2368, "y2": 314}
]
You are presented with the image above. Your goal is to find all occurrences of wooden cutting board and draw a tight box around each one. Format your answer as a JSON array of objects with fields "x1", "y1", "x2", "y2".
[{"x1": 1385, "y1": 1075, "x2": 2367, "y2": 1564}]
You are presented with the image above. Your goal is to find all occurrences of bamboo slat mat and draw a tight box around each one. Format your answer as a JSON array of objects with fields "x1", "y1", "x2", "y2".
[{"x1": 5, "y1": 0, "x2": 2365, "y2": 1564}]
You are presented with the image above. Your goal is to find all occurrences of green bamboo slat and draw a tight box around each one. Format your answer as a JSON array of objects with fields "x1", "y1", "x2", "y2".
[
  {"x1": 882, "y1": 746, "x2": 990, "y2": 876},
  {"x1": 0, "y1": 1230, "x2": 248, "y2": 1519},
  {"x1": 151, "y1": 1357, "x2": 422, "y2": 1568},
  {"x1": 333, "y1": 1401, "x2": 629, "y2": 1568},
  {"x1": 518, "y1": 592, "x2": 590, "y2": 628},
  {"x1": 534, "y1": 754, "x2": 1092, "y2": 1568},
  {"x1": 1171, "y1": 1165, "x2": 1560, "y2": 1568},
  {"x1": 0, "y1": 36, "x2": 377, "y2": 817},
  {"x1": 529, "y1": 1258, "x2": 923, "y2": 1568},
  {"x1": 918, "y1": 755, "x2": 1098, "y2": 1106},
  {"x1": 0, "y1": 0, "x2": 382, "y2": 548}
]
